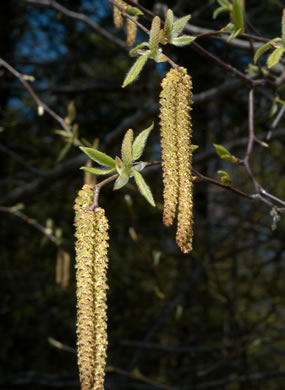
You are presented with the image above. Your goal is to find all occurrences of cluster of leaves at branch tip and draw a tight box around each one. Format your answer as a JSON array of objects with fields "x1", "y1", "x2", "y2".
[
  {"x1": 159, "y1": 67, "x2": 194, "y2": 254},
  {"x1": 213, "y1": 144, "x2": 239, "y2": 164},
  {"x1": 122, "y1": 9, "x2": 196, "y2": 88},
  {"x1": 213, "y1": 0, "x2": 244, "y2": 41},
  {"x1": 112, "y1": 0, "x2": 140, "y2": 46},
  {"x1": 74, "y1": 185, "x2": 109, "y2": 390},
  {"x1": 254, "y1": 9, "x2": 285, "y2": 69},
  {"x1": 80, "y1": 123, "x2": 155, "y2": 207}
]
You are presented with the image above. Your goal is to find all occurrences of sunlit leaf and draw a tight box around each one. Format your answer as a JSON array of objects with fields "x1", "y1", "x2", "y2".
[
  {"x1": 172, "y1": 15, "x2": 191, "y2": 38},
  {"x1": 80, "y1": 166, "x2": 116, "y2": 175},
  {"x1": 132, "y1": 170, "x2": 156, "y2": 207},
  {"x1": 121, "y1": 129, "x2": 134, "y2": 166},
  {"x1": 191, "y1": 144, "x2": 199, "y2": 152},
  {"x1": 132, "y1": 122, "x2": 153, "y2": 160},
  {"x1": 164, "y1": 9, "x2": 174, "y2": 39},
  {"x1": 122, "y1": 54, "x2": 149, "y2": 88},
  {"x1": 129, "y1": 42, "x2": 149, "y2": 57},
  {"x1": 213, "y1": 144, "x2": 238, "y2": 163},
  {"x1": 267, "y1": 47, "x2": 285, "y2": 68},
  {"x1": 171, "y1": 36, "x2": 196, "y2": 46},
  {"x1": 113, "y1": 169, "x2": 130, "y2": 190},
  {"x1": 218, "y1": 170, "x2": 232, "y2": 186},
  {"x1": 232, "y1": 0, "x2": 244, "y2": 32},
  {"x1": 131, "y1": 162, "x2": 147, "y2": 173},
  {"x1": 126, "y1": 7, "x2": 143, "y2": 17},
  {"x1": 254, "y1": 39, "x2": 280, "y2": 63},
  {"x1": 149, "y1": 16, "x2": 161, "y2": 54},
  {"x1": 80, "y1": 147, "x2": 116, "y2": 167},
  {"x1": 115, "y1": 155, "x2": 124, "y2": 174}
]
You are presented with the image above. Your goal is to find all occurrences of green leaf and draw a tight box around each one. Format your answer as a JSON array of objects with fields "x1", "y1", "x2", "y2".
[
  {"x1": 213, "y1": 144, "x2": 237, "y2": 163},
  {"x1": 113, "y1": 169, "x2": 130, "y2": 190},
  {"x1": 132, "y1": 170, "x2": 156, "y2": 207},
  {"x1": 121, "y1": 129, "x2": 134, "y2": 166},
  {"x1": 132, "y1": 122, "x2": 153, "y2": 160},
  {"x1": 54, "y1": 129, "x2": 71, "y2": 138},
  {"x1": 218, "y1": 170, "x2": 232, "y2": 186},
  {"x1": 276, "y1": 97, "x2": 285, "y2": 105},
  {"x1": 164, "y1": 9, "x2": 174, "y2": 39},
  {"x1": 267, "y1": 47, "x2": 285, "y2": 68},
  {"x1": 269, "y1": 100, "x2": 278, "y2": 117},
  {"x1": 245, "y1": 63, "x2": 259, "y2": 74},
  {"x1": 57, "y1": 142, "x2": 72, "y2": 161},
  {"x1": 191, "y1": 144, "x2": 199, "y2": 152},
  {"x1": 170, "y1": 35, "x2": 196, "y2": 47},
  {"x1": 149, "y1": 16, "x2": 161, "y2": 54},
  {"x1": 115, "y1": 155, "x2": 124, "y2": 174},
  {"x1": 67, "y1": 101, "x2": 76, "y2": 124},
  {"x1": 217, "y1": 0, "x2": 231, "y2": 6},
  {"x1": 232, "y1": 0, "x2": 244, "y2": 32},
  {"x1": 122, "y1": 54, "x2": 149, "y2": 88},
  {"x1": 213, "y1": 6, "x2": 230, "y2": 19},
  {"x1": 254, "y1": 39, "x2": 280, "y2": 63},
  {"x1": 172, "y1": 14, "x2": 191, "y2": 37},
  {"x1": 80, "y1": 147, "x2": 116, "y2": 168},
  {"x1": 126, "y1": 7, "x2": 143, "y2": 17},
  {"x1": 131, "y1": 162, "x2": 147, "y2": 173},
  {"x1": 80, "y1": 166, "x2": 116, "y2": 175},
  {"x1": 228, "y1": 26, "x2": 242, "y2": 41},
  {"x1": 129, "y1": 42, "x2": 149, "y2": 57}
]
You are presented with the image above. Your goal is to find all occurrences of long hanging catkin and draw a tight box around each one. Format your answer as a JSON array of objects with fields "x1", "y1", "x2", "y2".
[
  {"x1": 112, "y1": 0, "x2": 138, "y2": 47},
  {"x1": 74, "y1": 185, "x2": 109, "y2": 390},
  {"x1": 159, "y1": 67, "x2": 194, "y2": 253}
]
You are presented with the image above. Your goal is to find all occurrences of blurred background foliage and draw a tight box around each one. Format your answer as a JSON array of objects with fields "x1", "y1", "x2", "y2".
[{"x1": 1, "y1": 0, "x2": 285, "y2": 389}]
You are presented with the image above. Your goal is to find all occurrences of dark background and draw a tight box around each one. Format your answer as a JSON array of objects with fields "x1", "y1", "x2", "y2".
[{"x1": 1, "y1": 0, "x2": 285, "y2": 389}]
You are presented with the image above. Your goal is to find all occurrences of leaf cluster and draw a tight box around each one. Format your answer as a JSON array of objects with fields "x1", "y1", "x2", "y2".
[{"x1": 80, "y1": 123, "x2": 155, "y2": 206}]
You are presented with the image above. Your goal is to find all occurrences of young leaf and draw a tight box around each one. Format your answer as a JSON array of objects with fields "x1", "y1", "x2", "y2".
[
  {"x1": 115, "y1": 155, "x2": 124, "y2": 174},
  {"x1": 54, "y1": 129, "x2": 71, "y2": 138},
  {"x1": 126, "y1": 7, "x2": 143, "y2": 17},
  {"x1": 80, "y1": 166, "x2": 116, "y2": 175},
  {"x1": 191, "y1": 145, "x2": 199, "y2": 152},
  {"x1": 232, "y1": 0, "x2": 244, "y2": 32},
  {"x1": 253, "y1": 39, "x2": 280, "y2": 63},
  {"x1": 132, "y1": 122, "x2": 153, "y2": 161},
  {"x1": 267, "y1": 47, "x2": 285, "y2": 69},
  {"x1": 113, "y1": 169, "x2": 130, "y2": 190},
  {"x1": 164, "y1": 9, "x2": 174, "y2": 39},
  {"x1": 149, "y1": 16, "x2": 161, "y2": 55},
  {"x1": 170, "y1": 36, "x2": 196, "y2": 47},
  {"x1": 80, "y1": 147, "x2": 116, "y2": 168},
  {"x1": 131, "y1": 161, "x2": 147, "y2": 173},
  {"x1": 67, "y1": 101, "x2": 76, "y2": 124},
  {"x1": 132, "y1": 170, "x2": 156, "y2": 207},
  {"x1": 213, "y1": 144, "x2": 238, "y2": 163},
  {"x1": 213, "y1": 6, "x2": 230, "y2": 19},
  {"x1": 218, "y1": 170, "x2": 232, "y2": 186},
  {"x1": 129, "y1": 42, "x2": 149, "y2": 57},
  {"x1": 228, "y1": 26, "x2": 242, "y2": 41},
  {"x1": 122, "y1": 54, "x2": 149, "y2": 88},
  {"x1": 172, "y1": 14, "x2": 191, "y2": 38},
  {"x1": 57, "y1": 142, "x2": 72, "y2": 161},
  {"x1": 217, "y1": 0, "x2": 231, "y2": 6},
  {"x1": 121, "y1": 129, "x2": 134, "y2": 166}
]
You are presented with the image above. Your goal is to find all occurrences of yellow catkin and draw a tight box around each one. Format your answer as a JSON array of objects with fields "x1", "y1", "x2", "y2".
[
  {"x1": 159, "y1": 67, "x2": 194, "y2": 253},
  {"x1": 126, "y1": 17, "x2": 137, "y2": 46},
  {"x1": 113, "y1": 0, "x2": 125, "y2": 30},
  {"x1": 175, "y1": 68, "x2": 194, "y2": 253},
  {"x1": 93, "y1": 207, "x2": 109, "y2": 389},
  {"x1": 74, "y1": 185, "x2": 110, "y2": 390},
  {"x1": 159, "y1": 68, "x2": 181, "y2": 227},
  {"x1": 113, "y1": 0, "x2": 138, "y2": 46},
  {"x1": 74, "y1": 185, "x2": 97, "y2": 389}
]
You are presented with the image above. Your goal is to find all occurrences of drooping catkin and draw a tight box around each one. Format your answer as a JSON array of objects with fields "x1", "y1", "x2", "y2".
[
  {"x1": 159, "y1": 67, "x2": 194, "y2": 253},
  {"x1": 74, "y1": 185, "x2": 109, "y2": 390},
  {"x1": 112, "y1": 0, "x2": 138, "y2": 46}
]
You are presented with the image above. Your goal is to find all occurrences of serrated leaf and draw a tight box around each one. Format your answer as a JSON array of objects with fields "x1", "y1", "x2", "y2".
[
  {"x1": 149, "y1": 16, "x2": 161, "y2": 54},
  {"x1": 170, "y1": 35, "x2": 196, "y2": 47},
  {"x1": 126, "y1": 7, "x2": 143, "y2": 17},
  {"x1": 122, "y1": 54, "x2": 149, "y2": 88},
  {"x1": 129, "y1": 42, "x2": 149, "y2": 57},
  {"x1": 267, "y1": 47, "x2": 285, "y2": 68},
  {"x1": 213, "y1": 144, "x2": 237, "y2": 163},
  {"x1": 232, "y1": 0, "x2": 244, "y2": 31},
  {"x1": 218, "y1": 170, "x2": 232, "y2": 186},
  {"x1": 80, "y1": 166, "x2": 116, "y2": 175},
  {"x1": 213, "y1": 6, "x2": 230, "y2": 19},
  {"x1": 121, "y1": 129, "x2": 134, "y2": 166},
  {"x1": 172, "y1": 14, "x2": 191, "y2": 38},
  {"x1": 164, "y1": 9, "x2": 174, "y2": 39},
  {"x1": 113, "y1": 169, "x2": 130, "y2": 190},
  {"x1": 132, "y1": 122, "x2": 153, "y2": 160},
  {"x1": 132, "y1": 170, "x2": 156, "y2": 207},
  {"x1": 80, "y1": 147, "x2": 116, "y2": 168}
]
